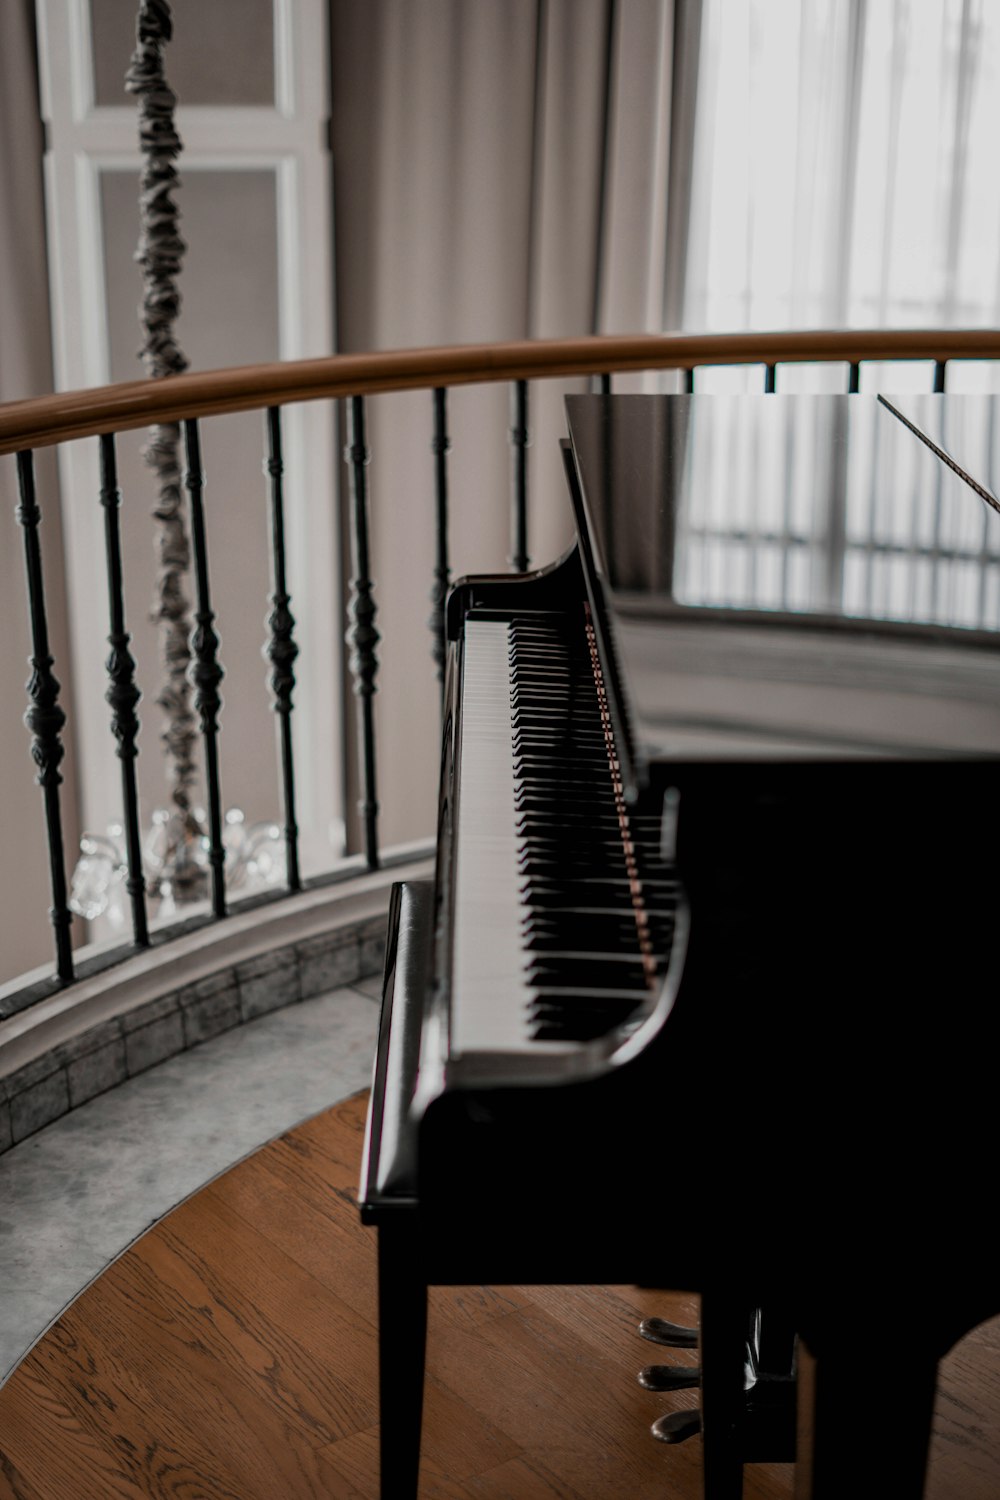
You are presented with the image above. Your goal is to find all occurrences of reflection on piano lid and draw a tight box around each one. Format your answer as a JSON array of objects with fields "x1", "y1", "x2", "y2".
[{"x1": 564, "y1": 393, "x2": 1000, "y2": 778}]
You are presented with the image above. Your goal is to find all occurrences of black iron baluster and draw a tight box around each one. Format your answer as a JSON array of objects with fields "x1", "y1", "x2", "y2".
[
  {"x1": 599, "y1": 373, "x2": 611, "y2": 396},
  {"x1": 99, "y1": 434, "x2": 149, "y2": 948},
  {"x1": 182, "y1": 418, "x2": 226, "y2": 917},
  {"x1": 934, "y1": 360, "x2": 947, "y2": 393},
  {"x1": 345, "y1": 395, "x2": 380, "y2": 869},
  {"x1": 684, "y1": 368, "x2": 695, "y2": 395},
  {"x1": 848, "y1": 362, "x2": 861, "y2": 393},
  {"x1": 510, "y1": 380, "x2": 529, "y2": 572},
  {"x1": 429, "y1": 387, "x2": 450, "y2": 704},
  {"x1": 16, "y1": 449, "x2": 74, "y2": 983},
  {"x1": 764, "y1": 363, "x2": 777, "y2": 394},
  {"x1": 264, "y1": 407, "x2": 301, "y2": 893}
]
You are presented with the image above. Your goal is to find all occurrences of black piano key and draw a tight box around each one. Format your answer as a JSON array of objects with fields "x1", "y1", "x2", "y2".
[
  {"x1": 513, "y1": 768, "x2": 614, "y2": 789},
  {"x1": 524, "y1": 868, "x2": 677, "y2": 890},
  {"x1": 514, "y1": 757, "x2": 612, "y2": 772},
  {"x1": 529, "y1": 996, "x2": 645, "y2": 1042},
  {"x1": 523, "y1": 886, "x2": 678, "y2": 917},
  {"x1": 514, "y1": 790, "x2": 620, "y2": 813},
  {"x1": 518, "y1": 839, "x2": 636, "y2": 862},
  {"x1": 524, "y1": 929, "x2": 675, "y2": 965},
  {"x1": 525, "y1": 957, "x2": 651, "y2": 989},
  {"x1": 512, "y1": 728, "x2": 607, "y2": 748},
  {"x1": 529, "y1": 990, "x2": 648, "y2": 1014},
  {"x1": 513, "y1": 717, "x2": 603, "y2": 735},
  {"x1": 514, "y1": 819, "x2": 632, "y2": 840},
  {"x1": 522, "y1": 882, "x2": 641, "y2": 911},
  {"x1": 517, "y1": 834, "x2": 631, "y2": 856},
  {"x1": 520, "y1": 860, "x2": 637, "y2": 887},
  {"x1": 516, "y1": 815, "x2": 661, "y2": 836},
  {"x1": 514, "y1": 777, "x2": 616, "y2": 793},
  {"x1": 516, "y1": 837, "x2": 637, "y2": 859},
  {"x1": 515, "y1": 796, "x2": 623, "y2": 816},
  {"x1": 523, "y1": 912, "x2": 648, "y2": 945}
]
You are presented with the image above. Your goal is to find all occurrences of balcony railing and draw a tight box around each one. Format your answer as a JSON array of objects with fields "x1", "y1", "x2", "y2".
[{"x1": 1, "y1": 327, "x2": 998, "y2": 1123}]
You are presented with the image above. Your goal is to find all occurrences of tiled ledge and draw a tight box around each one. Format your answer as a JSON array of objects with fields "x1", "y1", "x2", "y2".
[
  {"x1": 0, "y1": 982, "x2": 385, "y2": 1385},
  {"x1": 0, "y1": 857, "x2": 431, "y2": 1157}
]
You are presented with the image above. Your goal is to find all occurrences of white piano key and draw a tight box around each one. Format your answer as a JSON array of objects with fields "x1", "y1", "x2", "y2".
[
  {"x1": 449, "y1": 617, "x2": 664, "y2": 1062},
  {"x1": 451, "y1": 620, "x2": 537, "y2": 1054}
]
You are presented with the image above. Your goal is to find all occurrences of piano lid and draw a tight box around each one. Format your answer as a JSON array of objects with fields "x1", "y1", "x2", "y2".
[{"x1": 564, "y1": 393, "x2": 1000, "y2": 783}]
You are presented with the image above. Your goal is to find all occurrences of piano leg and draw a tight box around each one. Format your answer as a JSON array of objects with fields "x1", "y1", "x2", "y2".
[
  {"x1": 376, "y1": 1222, "x2": 427, "y2": 1499},
  {"x1": 794, "y1": 1332, "x2": 938, "y2": 1499},
  {"x1": 645, "y1": 1297, "x2": 796, "y2": 1494},
  {"x1": 698, "y1": 1292, "x2": 756, "y2": 1500}
]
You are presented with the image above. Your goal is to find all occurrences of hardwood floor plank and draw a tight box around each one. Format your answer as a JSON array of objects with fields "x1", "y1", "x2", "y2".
[
  {"x1": 426, "y1": 1301, "x2": 689, "y2": 1483},
  {"x1": 467, "y1": 1452, "x2": 656, "y2": 1500},
  {"x1": 0, "y1": 1339, "x2": 228, "y2": 1500},
  {"x1": 525, "y1": 1281, "x2": 700, "y2": 1358},
  {"x1": 202, "y1": 1153, "x2": 379, "y2": 1323},
  {"x1": 927, "y1": 1318, "x2": 1000, "y2": 1500},
  {"x1": 0, "y1": 1448, "x2": 48, "y2": 1500},
  {"x1": 25, "y1": 1246, "x2": 363, "y2": 1497},
  {"x1": 321, "y1": 1384, "x2": 524, "y2": 1500},
  {"x1": 132, "y1": 1195, "x2": 378, "y2": 1442},
  {"x1": 430, "y1": 1284, "x2": 537, "y2": 1334}
]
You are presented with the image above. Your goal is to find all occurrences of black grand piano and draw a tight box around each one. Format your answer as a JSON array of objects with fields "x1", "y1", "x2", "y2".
[{"x1": 360, "y1": 391, "x2": 1000, "y2": 1498}]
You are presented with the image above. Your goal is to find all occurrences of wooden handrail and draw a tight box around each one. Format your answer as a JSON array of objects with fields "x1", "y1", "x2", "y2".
[{"x1": 2, "y1": 328, "x2": 1000, "y2": 457}]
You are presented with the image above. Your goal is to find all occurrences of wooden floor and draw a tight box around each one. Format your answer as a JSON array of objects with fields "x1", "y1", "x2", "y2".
[{"x1": 0, "y1": 1090, "x2": 997, "y2": 1499}]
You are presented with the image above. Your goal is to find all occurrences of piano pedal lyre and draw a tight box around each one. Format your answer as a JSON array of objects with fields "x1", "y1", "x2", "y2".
[
  {"x1": 638, "y1": 1315, "x2": 703, "y2": 1442},
  {"x1": 639, "y1": 1303, "x2": 799, "y2": 1483}
]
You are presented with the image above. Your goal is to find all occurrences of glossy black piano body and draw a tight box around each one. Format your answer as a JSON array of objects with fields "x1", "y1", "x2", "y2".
[{"x1": 360, "y1": 393, "x2": 1000, "y2": 1498}]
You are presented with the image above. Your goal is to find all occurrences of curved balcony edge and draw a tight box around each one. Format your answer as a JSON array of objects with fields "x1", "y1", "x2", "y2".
[{"x1": 0, "y1": 849, "x2": 432, "y2": 1158}]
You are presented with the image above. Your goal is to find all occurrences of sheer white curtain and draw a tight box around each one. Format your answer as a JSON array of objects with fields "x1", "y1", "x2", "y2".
[
  {"x1": 684, "y1": 0, "x2": 1000, "y2": 393},
  {"x1": 675, "y1": 0, "x2": 1000, "y2": 630},
  {"x1": 329, "y1": 0, "x2": 686, "y2": 847}
]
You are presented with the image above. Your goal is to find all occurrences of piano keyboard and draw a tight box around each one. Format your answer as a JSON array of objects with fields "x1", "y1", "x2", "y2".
[{"x1": 449, "y1": 612, "x2": 678, "y2": 1060}]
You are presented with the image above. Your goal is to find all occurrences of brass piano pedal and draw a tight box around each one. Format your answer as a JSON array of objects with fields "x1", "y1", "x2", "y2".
[
  {"x1": 651, "y1": 1409, "x2": 702, "y2": 1444},
  {"x1": 639, "y1": 1362, "x2": 701, "y2": 1392},
  {"x1": 639, "y1": 1316, "x2": 698, "y2": 1348}
]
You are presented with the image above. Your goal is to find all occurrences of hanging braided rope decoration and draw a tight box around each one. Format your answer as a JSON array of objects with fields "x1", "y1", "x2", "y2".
[
  {"x1": 68, "y1": 3, "x2": 287, "y2": 928},
  {"x1": 125, "y1": 0, "x2": 208, "y2": 904}
]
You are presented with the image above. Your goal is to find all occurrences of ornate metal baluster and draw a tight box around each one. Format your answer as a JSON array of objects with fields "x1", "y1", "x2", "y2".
[
  {"x1": 510, "y1": 380, "x2": 529, "y2": 572},
  {"x1": 99, "y1": 434, "x2": 149, "y2": 947},
  {"x1": 345, "y1": 396, "x2": 380, "y2": 869},
  {"x1": 848, "y1": 361, "x2": 861, "y2": 393},
  {"x1": 182, "y1": 418, "x2": 226, "y2": 917},
  {"x1": 16, "y1": 450, "x2": 73, "y2": 982},
  {"x1": 684, "y1": 368, "x2": 695, "y2": 395},
  {"x1": 264, "y1": 407, "x2": 301, "y2": 892},
  {"x1": 934, "y1": 360, "x2": 947, "y2": 393},
  {"x1": 764, "y1": 363, "x2": 777, "y2": 393},
  {"x1": 429, "y1": 387, "x2": 450, "y2": 704}
]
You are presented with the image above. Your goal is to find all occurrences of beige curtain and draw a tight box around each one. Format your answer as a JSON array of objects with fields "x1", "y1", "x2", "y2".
[
  {"x1": 329, "y1": 0, "x2": 693, "y2": 849},
  {"x1": 0, "y1": 0, "x2": 79, "y2": 982}
]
